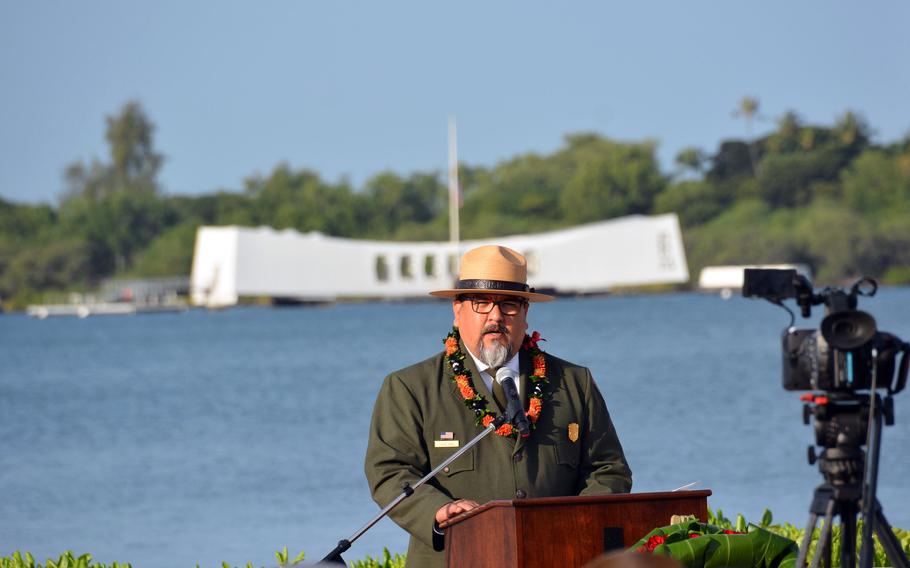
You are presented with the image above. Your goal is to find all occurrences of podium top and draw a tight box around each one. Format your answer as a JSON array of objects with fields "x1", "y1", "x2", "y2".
[{"x1": 439, "y1": 489, "x2": 712, "y2": 529}]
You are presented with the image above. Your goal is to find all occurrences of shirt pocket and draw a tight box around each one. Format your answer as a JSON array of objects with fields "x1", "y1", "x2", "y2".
[
  {"x1": 429, "y1": 446, "x2": 475, "y2": 477},
  {"x1": 554, "y1": 441, "x2": 580, "y2": 469}
]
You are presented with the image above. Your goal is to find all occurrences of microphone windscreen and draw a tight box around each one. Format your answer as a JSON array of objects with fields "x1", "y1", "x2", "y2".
[{"x1": 495, "y1": 367, "x2": 519, "y2": 384}]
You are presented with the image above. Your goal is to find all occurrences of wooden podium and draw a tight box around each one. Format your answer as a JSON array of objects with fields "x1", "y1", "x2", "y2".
[{"x1": 440, "y1": 490, "x2": 711, "y2": 567}]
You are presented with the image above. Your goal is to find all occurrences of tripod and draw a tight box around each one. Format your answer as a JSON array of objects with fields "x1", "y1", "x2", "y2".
[{"x1": 797, "y1": 393, "x2": 909, "y2": 568}]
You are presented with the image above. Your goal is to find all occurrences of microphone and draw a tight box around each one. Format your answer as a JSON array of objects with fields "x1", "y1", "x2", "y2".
[{"x1": 495, "y1": 367, "x2": 531, "y2": 437}]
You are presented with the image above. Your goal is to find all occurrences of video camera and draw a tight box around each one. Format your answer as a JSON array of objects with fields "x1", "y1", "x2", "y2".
[
  {"x1": 742, "y1": 268, "x2": 908, "y2": 394},
  {"x1": 743, "y1": 269, "x2": 910, "y2": 568}
]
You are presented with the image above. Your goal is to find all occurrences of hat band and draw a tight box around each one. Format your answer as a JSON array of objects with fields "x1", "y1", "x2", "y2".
[{"x1": 455, "y1": 279, "x2": 529, "y2": 293}]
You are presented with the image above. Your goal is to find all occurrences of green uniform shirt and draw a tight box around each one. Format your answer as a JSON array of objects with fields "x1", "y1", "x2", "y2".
[{"x1": 364, "y1": 343, "x2": 632, "y2": 567}]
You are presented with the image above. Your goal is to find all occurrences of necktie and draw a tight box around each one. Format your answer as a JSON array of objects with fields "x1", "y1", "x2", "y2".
[{"x1": 490, "y1": 368, "x2": 507, "y2": 412}]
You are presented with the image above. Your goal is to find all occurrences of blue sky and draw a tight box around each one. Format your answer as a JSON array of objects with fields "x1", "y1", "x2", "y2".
[{"x1": 2, "y1": 1, "x2": 908, "y2": 204}]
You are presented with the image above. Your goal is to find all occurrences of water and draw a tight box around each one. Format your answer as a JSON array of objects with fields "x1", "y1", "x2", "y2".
[{"x1": 1, "y1": 291, "x2": 908, "y2": 567}]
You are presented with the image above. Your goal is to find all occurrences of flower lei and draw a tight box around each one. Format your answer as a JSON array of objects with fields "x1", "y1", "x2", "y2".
[{"x1": 443, "y1": 327, "x2": 548, "y2": 438}]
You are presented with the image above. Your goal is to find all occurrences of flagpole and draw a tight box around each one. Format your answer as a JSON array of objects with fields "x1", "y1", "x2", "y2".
[{"x1": 447, "y1": 115, "x2": 460, "y2": 250}]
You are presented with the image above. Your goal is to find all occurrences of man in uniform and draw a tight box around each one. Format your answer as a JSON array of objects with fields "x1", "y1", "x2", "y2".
[{"x1": 365, "y1": 245, "x2": 632, "y2": 567}]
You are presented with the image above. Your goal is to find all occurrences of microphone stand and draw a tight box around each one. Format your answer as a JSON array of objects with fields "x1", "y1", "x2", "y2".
[{"x1": 320, "y1": 414, "x2": 509, "y2": 564}]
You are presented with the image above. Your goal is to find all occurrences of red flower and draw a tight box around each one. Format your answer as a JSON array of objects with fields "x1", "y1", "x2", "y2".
[
  {"x1": 523, "y1": 331, "x2": 546, "y2": 350},
  {"x1": 482, "y1": 414, "x2": 495, "y2": 428},
  {"x1": 723, "y1": 530, "x2": 745, "y2": 535},
  {"x1": 645, "y1": 535, "x2": 666, "y2": 551},
  {"x1": 495, "y1": 423, "x2": 513, "y2": 436},
  {"x1": 689, "y1": 532, "x2": 701, "y2": 539}
]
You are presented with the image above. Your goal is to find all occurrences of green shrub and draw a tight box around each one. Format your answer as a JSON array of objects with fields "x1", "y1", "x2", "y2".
[
  {"x1": 347, "y1": 547, "x2": 406, "y2": 568},
  {"x1": 0, "y1": 551, "x2": 131, "y2": 568},
  {"x1": 708, "y1": 508, "x2": 910, "y2": 567},
  {"x1": 6, "y1": 508, "x2": 909, "y2": 568}
]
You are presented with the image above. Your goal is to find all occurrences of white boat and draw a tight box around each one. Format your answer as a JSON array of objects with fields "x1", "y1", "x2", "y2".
[
  {"x1": 698, "y1": 264, "x2": 812, "y2": 298},
  {"x1": 26, "y1": 301, "x2": 188, "y2": 319}
]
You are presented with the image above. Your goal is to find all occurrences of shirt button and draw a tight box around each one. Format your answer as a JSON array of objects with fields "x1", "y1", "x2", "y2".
[
  {"x1": 515, "y1": 489, "x2": 527, "y2": 499},
  {"x1": 512, "y1": 452, "x2": 523, "y2": 462},
  {"x1": 443, "y1": 466, "x2": 450, "y2": 473}
]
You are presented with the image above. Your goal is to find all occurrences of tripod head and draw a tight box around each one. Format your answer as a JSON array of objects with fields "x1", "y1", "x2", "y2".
[{"x1": 800, "y1": 392, "x2": 892, "y2": 493}]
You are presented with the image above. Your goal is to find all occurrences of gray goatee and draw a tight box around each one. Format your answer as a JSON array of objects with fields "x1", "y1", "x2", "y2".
[{"x1": 479, "y1": 341, "x2": 511, "y2": 369}]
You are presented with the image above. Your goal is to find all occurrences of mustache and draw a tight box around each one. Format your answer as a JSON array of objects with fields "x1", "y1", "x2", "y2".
[{"x1": 482, "y1": 324, "x2": 508, "y2": 335}]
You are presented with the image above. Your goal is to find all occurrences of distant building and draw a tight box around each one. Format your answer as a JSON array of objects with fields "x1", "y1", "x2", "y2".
[
  {"x1": 698, "y1": 264, "x2": 812, "y2": 293},
  {"x1": 190, "y1": 213, "x2": 689, "y2": 307}
]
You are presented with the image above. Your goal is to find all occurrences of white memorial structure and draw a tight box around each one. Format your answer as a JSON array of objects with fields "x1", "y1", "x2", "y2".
[{"x1": 190, "y1": 213, "x2": 689, "y2": 307}]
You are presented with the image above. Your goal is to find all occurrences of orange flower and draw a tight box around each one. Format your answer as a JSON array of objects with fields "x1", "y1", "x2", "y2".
[
  {"x1": 533, "y1": 355, "x2": 546, "y2": 376},
  {"x1": 527, "y1": 398, "x2": 542, "y2": 422},
  {"x1": 445, "y1": 337, "x2": 459, "y2": 355},
  {"x1": 482, "y1": 414, "x2": 495, "y2": 428},
  {"x1": 458, "y1": 384, "x2": 475, "y2": 399},
  {"x1": 455, "y1": 374, "x2": 470, "y2": 385},
  {"x1": 495, "y1": 423, "x2": 513, "y2": 436}
]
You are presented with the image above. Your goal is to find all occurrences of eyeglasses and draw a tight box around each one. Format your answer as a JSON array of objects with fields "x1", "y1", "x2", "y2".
[{"x1": 460, "y1": 296, "x2": 527, "y2": 316}]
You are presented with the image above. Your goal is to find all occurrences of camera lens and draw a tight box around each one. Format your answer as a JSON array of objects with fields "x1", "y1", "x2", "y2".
[
  {"x1": 821, "y1": 311, "x2": 877, "y2": 350},
  {"x1": 832, "y1": 321, "x2": 856, "y2": 336}
]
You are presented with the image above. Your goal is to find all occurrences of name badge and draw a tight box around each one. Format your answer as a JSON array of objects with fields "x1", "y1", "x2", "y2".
[{"x1": 434, "y1": 440, "x2": 460, "y2": 448}]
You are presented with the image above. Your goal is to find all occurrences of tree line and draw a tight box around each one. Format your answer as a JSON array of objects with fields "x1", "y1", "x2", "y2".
[{"x1": 1, "y1": 100, "x2": 909, "y2": 310}]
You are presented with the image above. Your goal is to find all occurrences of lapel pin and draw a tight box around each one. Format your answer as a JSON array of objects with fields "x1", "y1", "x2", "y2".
[
  {"x1": 568, "y1": 423, "x2": 579, "y2": 443},
  {"x1": 435, "y1": 431, "x2": 459, "y2": 448}
]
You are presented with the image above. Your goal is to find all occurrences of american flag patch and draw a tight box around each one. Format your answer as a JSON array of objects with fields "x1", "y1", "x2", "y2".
[{"x1": 440, "y1": 431, "x2": 454, "y2": 440}]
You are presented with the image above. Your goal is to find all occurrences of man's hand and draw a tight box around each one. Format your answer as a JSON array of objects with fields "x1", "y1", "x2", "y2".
[{"x1": 434, "y1": 499, "x2": 480, "y2": 524}]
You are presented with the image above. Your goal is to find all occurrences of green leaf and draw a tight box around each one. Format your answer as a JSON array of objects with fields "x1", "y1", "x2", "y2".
[
  {"x1": 654, "y1": 536, "x2": 716, "y2": 566},
  {"x1": 714, "y1": 508, "x2": 729, "y2": 528},
  {"x1": 631, "y1": 521, "x2": 798, "y2": 568},
  {"x1": 749, "y1": 525, "x2": 799, "y2": 568},
  {"x1": 761, "y1": 509, "x2": 773, "y2": 527}
]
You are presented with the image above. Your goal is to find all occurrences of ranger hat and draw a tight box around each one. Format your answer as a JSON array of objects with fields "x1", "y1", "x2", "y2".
[{"x1": 429, "y1": 245, "x2": 554, "y2": 302}]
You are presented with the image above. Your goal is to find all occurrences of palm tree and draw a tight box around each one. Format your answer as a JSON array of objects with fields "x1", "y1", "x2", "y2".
[
  {"x1": 674, "y1": 147, "x2": 706, "y2": 177},
  {"x1": 732, "y1": 96, "x2": 763, "y2": 175}
]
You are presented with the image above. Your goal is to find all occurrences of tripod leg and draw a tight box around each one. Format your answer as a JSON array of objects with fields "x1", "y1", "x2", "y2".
[
  {"x1": 810, "y1": 499, "x2": 837, "y2": 568},
  {"x1": 798, "y1": 512, "x2": 820, "y2": 568},
  {"x1": 860, "y1": 392, "x2": 885, "y2": 568},
  {"x1": 872, "y1": 505, "x2": 910, "y2": 568},
  {"x1": 860, "y1": 502, "x2": 875, "y2": 568},
  {"x1": 841, "y1": 507, "x2": 856, "y2": 568}
]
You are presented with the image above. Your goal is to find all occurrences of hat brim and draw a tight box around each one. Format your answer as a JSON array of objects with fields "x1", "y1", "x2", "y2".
[{"x1": 429, "y1": 288, "x2": 555, "y2": 302}]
